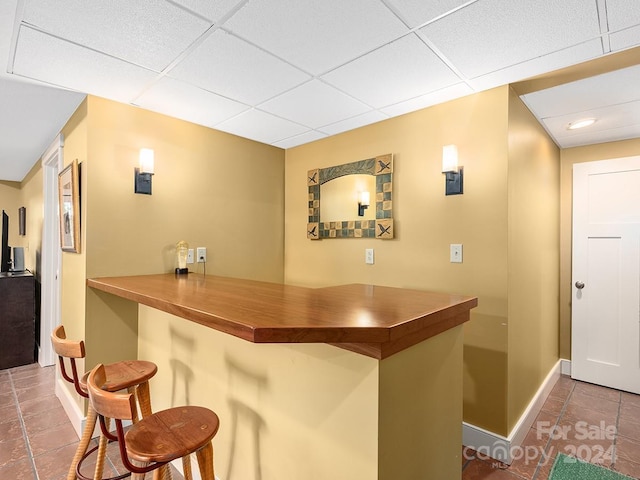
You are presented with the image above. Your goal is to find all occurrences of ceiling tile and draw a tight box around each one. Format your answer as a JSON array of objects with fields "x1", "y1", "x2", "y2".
[
  {"x1": 420, "y1": 0, "x2": 601, "y2": 79},
  {"x1": 0, "y1": 77, "x2": 85, "y2": 181},
  {"x1": 469, "y1": 39, "x2": 603, "y2": 93},
  {"x1": 135, "y1": 77, "x2": 249, "y2": 128},
  {"x1": 273, "y1": 130, "x2": 328, "y2": 149},
  {"x1": 21, "y1": 0, "x2": 211, "y2": 71},
  {"x1": 224, "y1": 0, "x2": 409, "y2": 75},
  {"x1": 542, "y1": 99, "x2": 640, "y2": 137},
  {"x1": 169, "y1": 0, "x2": 246, "y2": 23},
  {"x1": 609, "y1": 25, "x2": 640, "y2": 52},
  {"x1": 605, "y1": 0, "x2": 640, "y2": 32},
  {"x1": 169, "y1": 29, "x2": 310, "y2": 105},
  {"x1": 319, "y1": 111, "x2": 389, "y2": 136},
  {"x1": 380, "y1": 82, "x2": 473, "y2": 117},
  {"x1": 521, "y1": 64, "x2": 640, "y2": 119},
  {"x1": 215, "y1": 109, "x2": 308, "y2": 144},
  {"x1": 12, "y1": 26, "x2": 158, "y2": 101},
  {"x1": 553, "y1": 124, "x2": 640, "y2": 148},
  {"x1": 323, "y1": 34, "x2": 460, "y2": 109},
  {"x1": 259, "y1": 80, "x2": 372, "y2": 129},
  {"x1": 383, "y1": 0, "x2": 468, "y2": 28}
]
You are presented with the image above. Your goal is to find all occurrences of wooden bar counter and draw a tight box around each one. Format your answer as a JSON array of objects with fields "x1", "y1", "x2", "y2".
[
  {"x1": 88, "y1": 273, "x2": 477, "y2": 359},
  {"x1": 88, "y1": 273, "x2": 477, "y2": 480}
]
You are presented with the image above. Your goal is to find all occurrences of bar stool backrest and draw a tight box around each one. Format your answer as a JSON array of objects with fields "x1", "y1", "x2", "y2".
[{"x1": 50, "y1": 324, "x2": 88, "y2": 398}]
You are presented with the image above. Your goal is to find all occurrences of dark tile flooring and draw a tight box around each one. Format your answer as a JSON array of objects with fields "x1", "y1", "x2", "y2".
[
  {"x1": 462, "y1": 375, "x2": 640, "y2": 479},
  {"x1": 0, "y1": 363, "x2": 181, "y2": 480},
  {"x1": 2, "y1": 363, "x2": 639, "y2": 479}
]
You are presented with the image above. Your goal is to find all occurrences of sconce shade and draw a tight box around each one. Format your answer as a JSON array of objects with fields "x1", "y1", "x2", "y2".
[
  {"x1": 139, "y1": 148, "x2": 155, "y2": 174},
  {"x1": 135, "y1": 148, "x2": 154, "y2": 195},
  {"x1": 358, "y1": 191, "x2": 370, "y2": 217},
  {"x1": 442, "y1": 144, "x2": 463, "y2": 195},
  {"x1": 442, "y1": 145, "x2": 459, "y2": 173}
]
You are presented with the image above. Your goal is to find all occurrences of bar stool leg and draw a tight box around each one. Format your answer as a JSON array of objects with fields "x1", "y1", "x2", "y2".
[
  {"x1": 182, "y1": 455, "x2": 193, "y2": 480},
  {"x1": 195, "y1": 443, "x2": 215, "y2": 480},
  {"x1": 67, "y1": 404, "x2": 98, "y2": 480},
  {"x1": 135, "y1": 381, "x2": 153, "y2": 419},
  {"x1": 92, "y1": 416, "x2": 110, "y2": 480}
]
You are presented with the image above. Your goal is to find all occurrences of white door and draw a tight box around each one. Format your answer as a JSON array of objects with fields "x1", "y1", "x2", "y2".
[
  {"x1": 39, "y1": 135, "x2": 63, "y2": 367},
  {"x1": 572, "y1": 156, "x2": 640, "y2": 394}
]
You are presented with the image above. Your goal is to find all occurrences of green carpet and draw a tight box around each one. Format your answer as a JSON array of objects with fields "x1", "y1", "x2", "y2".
[{"x1": 550, "y1": 453, "x2": 634, "y2": 479}]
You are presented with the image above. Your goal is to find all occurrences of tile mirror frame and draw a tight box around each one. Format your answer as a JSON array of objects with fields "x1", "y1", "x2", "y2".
[{"x1": 307, "y1": 154, "x2": 394, "y2": 240}]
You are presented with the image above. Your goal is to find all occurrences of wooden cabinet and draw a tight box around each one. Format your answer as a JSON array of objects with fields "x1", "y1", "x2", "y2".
[{"x1": 0, "y1": 272, "x2": 35, "y2": 369}]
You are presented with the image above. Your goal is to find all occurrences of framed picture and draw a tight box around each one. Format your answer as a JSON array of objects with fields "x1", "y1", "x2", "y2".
[{"x1": 58, "y1": 159, "x2": 80, "y2": 252}]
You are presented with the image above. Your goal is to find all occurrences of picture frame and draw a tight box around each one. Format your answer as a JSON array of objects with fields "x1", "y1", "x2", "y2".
[{"x1": 58, "y1": 159, "x2": 80, "y2": 253}]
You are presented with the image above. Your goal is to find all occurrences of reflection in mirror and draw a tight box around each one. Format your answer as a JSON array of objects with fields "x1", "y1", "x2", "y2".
[
  {"x1": 307, "y1": 154, "x2": 394, "y2": 240},
  {"x1": 320, "y1": 174, "x2": 376, "y2": 222}
]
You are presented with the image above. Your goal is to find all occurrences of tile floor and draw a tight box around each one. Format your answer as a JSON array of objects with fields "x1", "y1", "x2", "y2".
[
  {"x1": 1, "y1": 363, "x2": 639, "y2": 479},
  {"x1": 462, "y1": 375, "x2": 640, "y2": 479},
  {"x1": 0, "y1": 363, "x2": 182, "y2": 480}
]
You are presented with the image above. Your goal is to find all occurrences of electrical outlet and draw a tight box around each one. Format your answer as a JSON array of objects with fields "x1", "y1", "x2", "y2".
[
  {"x1": 365, "y1": 248, "x2": 374, "y2": 265},
  {"x1": 187, "y1": 249, "x2": 194, "y2": 264},
  {"x1": 197, "y1": 247, "x2": 207, "y2": 263}
]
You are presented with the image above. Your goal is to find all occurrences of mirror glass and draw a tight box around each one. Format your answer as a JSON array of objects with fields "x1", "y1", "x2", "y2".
[{"x1": 320, "y1": 174, "x2": 375, "y2": 222}]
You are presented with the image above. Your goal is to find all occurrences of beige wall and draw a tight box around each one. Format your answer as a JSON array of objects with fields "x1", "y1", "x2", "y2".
[
  {"x1": 284, "y1": 86, "x2": 561, "y2": 437},
  {"x1": 52, "y1": 96, "x2": 286, "y2": 412},
  {"x1": 506, "y1": 88, "x2": 560, "y2": 431},
  {"x1": 285, "y1": 87, "x2": 514, "y2": 434},
  {"x1": 559, "y1": 138, "x2": 640, "y2": 359},
  {"x1": 18, "y1": 164, "x2": 44, "y2": 275},
  {"x1": 139, "y1": 308, "x2": 465, "y2": 480}
]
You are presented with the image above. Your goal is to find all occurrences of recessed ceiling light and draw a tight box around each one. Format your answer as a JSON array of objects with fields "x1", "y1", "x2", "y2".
[{"x1": 567, "y1": 118, "x2": 596, "y2": 130}]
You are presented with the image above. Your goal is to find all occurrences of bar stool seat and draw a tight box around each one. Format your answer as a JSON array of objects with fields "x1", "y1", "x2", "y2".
[
  {"x1": 51, "y1": 325, "x2": 158, "y2": 480},
  {"x1": 88, "y1": 364, "x2": 219, "y2": 480}
]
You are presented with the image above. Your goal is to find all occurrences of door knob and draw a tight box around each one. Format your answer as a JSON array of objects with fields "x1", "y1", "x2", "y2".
[{"x1": 575, "y1": 281, "x2": 585, "y2": 290}]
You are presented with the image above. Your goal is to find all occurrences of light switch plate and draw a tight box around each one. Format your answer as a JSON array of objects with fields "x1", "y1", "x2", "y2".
[
  {"x1": 450, "y1": 244, "x2": 463, "y2": 263},
  {"x1": 187, "y1": 249, "x2": 194, "y2": 264}
]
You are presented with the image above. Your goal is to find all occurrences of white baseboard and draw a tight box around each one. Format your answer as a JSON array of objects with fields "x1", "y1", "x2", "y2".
[
  {"x1": 463, "y1": 359, "x2": 562, "y2": 464},
  {"x1": 560, "y1": 359, "x2": 571, "y2": 376},
  {"x1": 55, "y1": 377, "x2": 90, "y2": 439}
]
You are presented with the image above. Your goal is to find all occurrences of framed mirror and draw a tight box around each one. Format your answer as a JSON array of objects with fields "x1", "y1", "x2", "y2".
[{"x1": 307, "y1": 154, "x2": 394, "y2": 240}]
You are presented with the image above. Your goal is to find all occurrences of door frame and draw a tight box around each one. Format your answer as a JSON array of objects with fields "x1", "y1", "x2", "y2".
[{"x1": 39, "y1": 134, "x2": 63, "y2": 367}]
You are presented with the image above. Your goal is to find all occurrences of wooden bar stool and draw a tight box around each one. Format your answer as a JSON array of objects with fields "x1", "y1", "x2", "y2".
[
  {"x1": 87, "y1": 363, "x2": 219, "y2": 480},
  {"x1": 51, "y1": 325, "x2": 158, "y2": 480}
]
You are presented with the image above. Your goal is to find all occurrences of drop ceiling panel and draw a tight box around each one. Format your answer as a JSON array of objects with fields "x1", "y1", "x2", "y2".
[
  {"x1": 273, "y1": 130, "x2": 328, "y2": 149},
  {"x1": 215, "y1": 109, "x2": 308, "y2": 145},
  {"x1": 521, "y1": 64, "x2": 640, "y2": 119},
  {"x1": 21, "y1": 0, "x2": 211, "y2": 71},
  {"x1": 224, "y1": 0, "x2": 409, "y2": 75},
  {"x1": 259, "y1": 80, "x2": 372, "y2": 129},
  {"x1": 135, "y1": 77, "x2": 249, "y2": 127},
  {"x1": 0, "y1": 77, "x2": 85, "y2": 181},
  {"x1": 322, "y1": 34, "x2": 460, "y2": 109},
  {"x1": 169, "y1": 0, "x2": 246, "y2": 23},
  {"x1": 12, "y1": 26, "x2": 159, "y2": 101},
  {"x1": 420, "y1": 0, "x2": 601, "y2": 79},
  {"x1": 609, "y1": 25, "x2": 640, "y2": 52},
  {"x1": 169, "y1": 29, "x2": 310, "y2": 105},
  {"x1": 468, "y1": 39, "x2": 603, "y2": 93},
  {"x1": 319, "y1": 111, "x2": 389, "y2": 136},
  {"x1": 605, "y1": 0, "x2": 640, "y2": 31},
  {"x1": 383, "y1": 0, "x2": 469, "y2": 28},
  {"x1": 380, "y1": 82, "x2": 473, "y2": 117},
  {"x1": 542, "y1": 100, "x2": 640, "y2": 137}
]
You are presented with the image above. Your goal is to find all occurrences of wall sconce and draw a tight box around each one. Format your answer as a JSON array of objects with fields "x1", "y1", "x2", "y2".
[
  {"x1": 442, "y1": 144, "x2": 463, "y2": 196},
  {"x1": 134, "y1": 148, "x2": 154, "y2": 195},
  {"x1": 358, "y1": 191, "x2": 370, "y2": 216}
]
